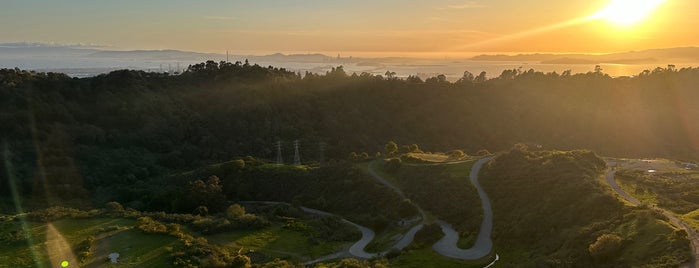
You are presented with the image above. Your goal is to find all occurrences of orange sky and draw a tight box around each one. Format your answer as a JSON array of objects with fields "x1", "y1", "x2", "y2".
[{"x1": 1, "y1": 0, "x2": 697, "y2": 56}]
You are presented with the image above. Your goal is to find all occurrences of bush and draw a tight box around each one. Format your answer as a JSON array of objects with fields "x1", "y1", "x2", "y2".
[
  {"x1": 589, "y1": 234, "x2": 623, "y2": 259},
  {"x1": 383, "y1": 158, "x2": 402, "y2": 173},
  {"x1": 26, "y1": 206, "x2": 95, "y2": 222},
  {"x1": 222, "y1": 159, "x2": 245, "y2": 175},
  {"x1": 226, "y1": 204, "x2": 246, "y2": 220},
  {"x1": 76, "y1": 236, "x2": 95, "y2": 263},
  {"x1": 397, "y1": 199, "x2": 418, "y2": 219},
  {"x1": 413, "y1": 223, "x2": 443, "y2": 248},
  {"x1": 475, "y1": 149, "x2": 491, "y2": 156},
  {"x1": 447, "y1": 150, "x2": 466, "y2": 159},
  {"x1": 105, "y1": 201, "x2": 124, "y2": 215},
  {"x1": 136, "y1": 216, "x2": 168, "y2": 234}
]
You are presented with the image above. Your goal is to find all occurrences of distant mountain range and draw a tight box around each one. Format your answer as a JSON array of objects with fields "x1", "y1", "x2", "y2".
[
  {"x1": 470, "y1": 47, "x2": 699, "y2": 64},
  {"x1": 0, "y1": 43, "x2": 342, "y2": 63},
  {"x1": 3, "y1": 42, "x2": 699, "y2": 65}
]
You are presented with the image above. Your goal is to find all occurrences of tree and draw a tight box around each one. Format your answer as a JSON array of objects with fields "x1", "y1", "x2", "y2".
[
  {"x1": 425, "y1": 74, "x2": 447, "y2": 84},
  {"x1": 408, "y1": 144, "x2": 421, "y2": 153},
  {"x1": 105, "y1": 201, "x2": 124, "y2": 214},
  {"x1": 385, "y1": 141, "x2": 398, "y2": 156},
  {"x1": 398, "y1": 199, "x2": 418, "y2": 218},
  {"x1": 458, "y1": 71, "x2": 475, "y2": 83},
  {"x1": 589, "y1": 234, "x2": 623, "y2": 259},
  {"x1": 226, "y1": 204, "x2": 246, "y2": 219},
  {"x1": 406, "y1": 75, "x2": 423, "y2": 83},
  {"x1": 195, "y1": 205, "x2": 209, "y2": 216},
  {"x1": 499, "y1": 69, "x2": 518, "y2": 80},
  {"x1": 475, "y1": 71, "x2": 487, "y2": 83},
  {"x1": 594, "y1": 65, "x2": 603, "y2": 74},
  {"x1": 447, "y1": 150, "x2": 466, "y2": 159},
  {"x1": 184, "y1": 175, "x2": 226, "y2": 213}
]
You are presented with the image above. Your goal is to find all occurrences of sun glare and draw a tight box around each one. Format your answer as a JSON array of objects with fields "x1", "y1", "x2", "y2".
[{"x1": 591, "y1": 0, "x2": 666, "y2": 26}]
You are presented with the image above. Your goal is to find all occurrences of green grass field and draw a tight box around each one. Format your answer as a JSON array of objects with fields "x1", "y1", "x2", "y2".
[
  {"x1": 85, "y1": 229, "x2": 177, "y2": 268},
  {"x1": 0, "y1": 217, "x2": 172, "y2": 267},
  {"x1": 205, "y1": 224, "x2": 347, "y2": 262}
]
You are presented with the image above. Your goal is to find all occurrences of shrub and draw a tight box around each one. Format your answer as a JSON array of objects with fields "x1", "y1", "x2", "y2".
[
  {"x1": 383, "y1": 158, "x2": 402, "y2": 173},
  {"x1": 105, "y1": 201, "x2": 124, "y2": 215},
  {"x1": 136, "y1": 216, "x2": 168, "y2": 234},
  {"x1": 226, "y1": 204, "x2": 246, "y2": 220},
  {"x1": 589, "y1": 234, "x2": 623, "y2": 259},
  {"x1": 475, "y1": 149, "x2": 491, "y2": 156},
  {"x1": 447, "y1": 150, "x2": 466, "y2": 159},
  {"x1": 413, "y1": 223, "x2": 443, "y2": 248}
]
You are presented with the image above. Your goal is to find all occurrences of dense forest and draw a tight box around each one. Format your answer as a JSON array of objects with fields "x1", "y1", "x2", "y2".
[{"x1": 2, "y1": 61, "x2": 699, "y2": 211}]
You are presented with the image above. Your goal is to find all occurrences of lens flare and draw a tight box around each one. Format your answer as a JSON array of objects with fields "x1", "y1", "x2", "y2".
[{"x1": 590, "y1": 0, "x2": 666, "y2": 26}]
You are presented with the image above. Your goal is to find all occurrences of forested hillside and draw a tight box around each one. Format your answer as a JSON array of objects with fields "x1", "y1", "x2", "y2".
[
  {"x1": 2, "y1": 62, "x2": 699, "y2": 210},
  {"x1": 481, "y1": 148, "x2": 690, "y2": 267}
]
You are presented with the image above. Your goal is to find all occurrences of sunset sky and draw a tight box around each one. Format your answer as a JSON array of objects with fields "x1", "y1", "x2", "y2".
[{"x1": 1, "y1": 0, "x2": 698, "y2": 57}]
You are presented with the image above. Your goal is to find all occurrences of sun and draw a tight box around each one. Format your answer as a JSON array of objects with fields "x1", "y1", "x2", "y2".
[{"x1": 591, "y1": 0, "x2": 666, "y2": 26}]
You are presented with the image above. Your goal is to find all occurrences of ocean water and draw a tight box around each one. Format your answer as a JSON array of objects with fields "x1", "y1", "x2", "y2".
[{"x1": 1, "y1": 56, "x2": 696, "y2": 80}]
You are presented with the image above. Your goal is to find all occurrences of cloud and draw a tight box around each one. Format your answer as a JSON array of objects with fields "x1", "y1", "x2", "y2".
[
  {"x1": 204, "y1": 16, "x2": 237, "y2": 21},
  {"x1": 0, "y1": 42, "x2": 107, "y2": 48},
  {"x1": 445, "y1": 1, "x2": 486, "y2": 9}
]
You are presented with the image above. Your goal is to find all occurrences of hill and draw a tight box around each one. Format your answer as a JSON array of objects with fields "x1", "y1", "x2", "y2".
[
  {"x1": 3, "y1": 63, "x2": 699, "y2": 211},
  {"x1": 471, "y1": 47, "x2": 699, "y2": 64},
  {"x1": 481, "y1": 148, "x2": 690, "y2": 267}
]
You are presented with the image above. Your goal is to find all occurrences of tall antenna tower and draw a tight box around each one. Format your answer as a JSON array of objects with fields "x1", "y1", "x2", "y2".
[
  {"x1": 293, "y1": 140, "x2": 301, "y2": 165},
  {"x1": 276, "y1": 140, "x2": 284, "y2": 164},
  {"x1": 227, "y1": 50, "x2": 229, "y2": 63}
]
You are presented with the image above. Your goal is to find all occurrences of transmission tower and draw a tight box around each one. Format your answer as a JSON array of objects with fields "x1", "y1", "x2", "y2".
[
  {"x1": 293, "y1": 140, "x2": 301, "y2": 165},
  {"x1": 276, "y1": 140, "x2": 283, "y2": 164},
  {"x1": 319, "y1": 142, "x2": 326, "y2": 165}
]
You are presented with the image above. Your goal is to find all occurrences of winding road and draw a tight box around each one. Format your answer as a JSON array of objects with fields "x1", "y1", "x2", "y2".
[
  {"x1": 246, "y1": 156, "x2": 498, "y2": 265},
  {"x1": 432, "y1": 156, "x2": 495, "y2": 260},
  {"x1": 368, "y1": 156, "x2": 497, "y2": 261},
  {"x1": 239, "y1": 201, "x2": 416, "y2": 264},
  {"x1": 604, "y1": 161, "x2": 699, "y2": 268}
]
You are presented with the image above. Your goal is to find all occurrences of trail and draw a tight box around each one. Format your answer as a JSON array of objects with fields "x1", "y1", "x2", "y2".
[{"x1": 604, "y1": 161, "x2": 699, "y2": 268}]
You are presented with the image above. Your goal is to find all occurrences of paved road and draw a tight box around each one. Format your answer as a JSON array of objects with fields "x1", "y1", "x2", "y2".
[
  {"x1": 369, "y1": 157, "x2": 498, "y2": 261},
  {"x1": 238, "y1": 202, "x2": 379, "y2": 262},
  {"x1": 250, "y1": 156, "x2": 500, "y2": 264},
  {"x1": 604, "y1": 163, "x2": 699, "y2": 268},
  {"x1": 432, "y1": 156, "x2": 495, "y2": 260}
]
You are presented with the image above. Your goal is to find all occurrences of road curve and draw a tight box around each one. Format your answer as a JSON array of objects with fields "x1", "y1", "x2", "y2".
[
  {"x1": 432, "y1": 156, "x2": 495, "y2": 260},
  {"x1": 604, "y1": 164, "x2": 699, "y2": 268},
  {"x1": 238, "y1": 202, "x2": 378, "y2": 262}
]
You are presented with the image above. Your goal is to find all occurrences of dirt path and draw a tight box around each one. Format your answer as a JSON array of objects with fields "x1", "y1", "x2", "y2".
[{"x1": 604, "y1": 162, "x2": 699, "y2": 268}]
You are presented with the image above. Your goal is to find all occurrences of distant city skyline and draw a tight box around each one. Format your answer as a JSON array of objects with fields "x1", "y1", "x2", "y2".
[{"x1": 1, "y1": 0, "x2": 697, "y2": 57}]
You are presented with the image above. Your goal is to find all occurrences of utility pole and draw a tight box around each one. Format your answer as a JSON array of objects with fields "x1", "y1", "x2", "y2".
[
  {"x1": 293, "y1": 140, "x2": 301, "y2": 166},
  {"x1": 276, "y1": 140, "x2": 283, "y2": 164}
]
